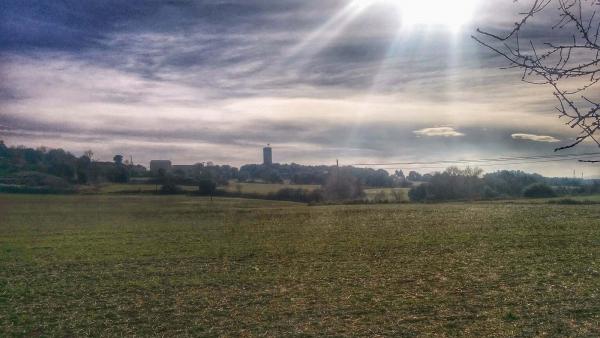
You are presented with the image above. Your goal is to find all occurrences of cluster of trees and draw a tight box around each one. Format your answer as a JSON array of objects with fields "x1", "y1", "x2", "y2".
[
  {"x1": 166, "y1": 166, "x2": 366, "y2": 203},
  {"x1": 0, "y1": 141, "x2": 147, "y2": 190},
  {"x1": 1, "y1": 142, "x2": 79, "y2": 181},
  {"x1": 409, "y1": 167, "x2": 600, "y2": 202},
  {"x1": 164, "y1": 163, "x2": 238, "y2": 186},
  {"x1": 3, "y1": 141, "x2": 597, "y2": 203},
  {"x1": 239, "y1": 163, "x2": 405, "y2": 187}
]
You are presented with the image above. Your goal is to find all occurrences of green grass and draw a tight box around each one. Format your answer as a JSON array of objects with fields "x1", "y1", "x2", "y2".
[
  {"x1": 221, "y1": 182, "x2": 320, "y2": 195},
  {"x1": 364, "y1": 187, "x2": 410, "y2": 202},
  {"x1": 560, "y1": 194, "x2": 600, "y2": 202},
  {"x1": 497, "y1": 194, "x2": 600, "y2": 204},
  {"x1": 94, "y1": 183, "x2": 198, "y2": 194},
  {"x1": 1, "y1": 194, "x2": 600, "y2": 336},
  {"x1": 93, "y1": 182, "x2": 319, "y2": 195}
]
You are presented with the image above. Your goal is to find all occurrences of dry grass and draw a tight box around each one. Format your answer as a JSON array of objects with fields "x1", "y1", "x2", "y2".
[
  {"x1": 1, "y1": 194, "x2": 600, "y2": 336},
  {"x1": 93, "y1": 182, "x2": 319, "y2": 196},
  {"x1": 221, "y1": 182, "x2": 320, "y2": 195}
]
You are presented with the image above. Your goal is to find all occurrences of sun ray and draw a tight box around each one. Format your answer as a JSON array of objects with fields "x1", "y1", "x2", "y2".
[{"x1": 281, "y1": 0, "x2": 372, "y2": 64}]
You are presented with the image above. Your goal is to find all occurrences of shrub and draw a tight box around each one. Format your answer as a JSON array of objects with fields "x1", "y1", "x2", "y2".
[
  {"x1": 483, "y1": 186, "x2": 499, "y2": 199},
  {"x1": 267, "y1": 188, "x2": 323, "y2": 203},
  {"x1": 197, "y1": 178, "x2": 217, "y2": 196},
  {"x1": 159, "y1": 183, "x2": 181, "y2": 195},
  {"x1": 390, "y1": 189, "x2": 407, "y2": 203},
  {"x1": 323, "y1": 169, "x2": 365, "y2": 201},
  {"x1": 373, "y1": 190, "x2": 388, "y2": 203},
  {"x1": 523, "y1": 183, "x2": 556, "y2": 198},
  {"x1": 548, "y1": 198, "x2": 600, "y2": 205},
  {"x1": 10, "y1": 171, "x2": 71, "y2": 188},
  {"x1": 0, "y1": 184, "x2": 75, "y2": 194},
  {"x1": 408, "y1": 184, "x2": 428, "y2": 202}
]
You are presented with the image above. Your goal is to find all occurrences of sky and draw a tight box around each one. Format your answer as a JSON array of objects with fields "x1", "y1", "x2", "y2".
[{"x1": 1, "y1": 0, "x2": 599, "y2": 177}]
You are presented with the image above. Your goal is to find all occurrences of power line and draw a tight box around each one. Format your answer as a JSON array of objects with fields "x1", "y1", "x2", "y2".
[
  {"x1": 351, "y1": 152, "x2": 600, "y2": 167},
  {"x1": 372, "y1": 155, "x2": 600, "y2": 171}
]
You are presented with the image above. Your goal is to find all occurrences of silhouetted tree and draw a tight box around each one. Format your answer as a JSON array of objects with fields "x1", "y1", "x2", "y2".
[
  {"x1": 113, "y1": 155, "x2": 124, "y2": 166},
  {"x1": 407, "y1": 171, "x2": 422, "y2": 181},
  {"x1": 83, "y1": 150, "x2": 94, "y2": 161},
  {"x1": 0, "y1": 140, "x2": 8, "y2": 157},
  {"x1": 394, "y1": 170, "x2": 405, "y2": 180},
  {"x1": 197, "y1": 177, "x2": 217, "y2": 200},
  {"x1": 76, "y1": 155, "x2": 92, "y2": 184}
]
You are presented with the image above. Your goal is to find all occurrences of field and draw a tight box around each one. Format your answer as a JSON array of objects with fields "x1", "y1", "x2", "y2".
[
  {"x1": 221, "y1": 182, "x2": 320, "y2": 195},
  {"x1": 364, "y1": 188, "x2": 410, "y2": 202},
  {"x1": 93, "y1": 182, "x2": 320, "y2": 195},
  {"x1": 2, "y1": 194, "x2": 600, "y2": 336}
]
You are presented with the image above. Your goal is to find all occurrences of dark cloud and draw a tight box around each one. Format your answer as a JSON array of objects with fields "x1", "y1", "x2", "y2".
[{"x1": 1, "y1": 1, "x2": 598, "y2": 176}]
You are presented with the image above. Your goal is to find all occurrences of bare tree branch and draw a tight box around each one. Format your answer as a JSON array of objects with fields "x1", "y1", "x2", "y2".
[{"x1": 474, "y1": 0, "x2": 600, "y2": 153}]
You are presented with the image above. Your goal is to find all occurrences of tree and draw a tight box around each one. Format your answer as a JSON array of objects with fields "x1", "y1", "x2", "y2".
[
  {"x1": 483, "y1": 170, "x2": 543, "y2": 197},
  {"x1": 113, "y1": 155, "x2": 123, "y2": 165},
  {"x1": 159, "y1": 182, "x2": 181, "y2": 195},
  {"x1": 76, "y1": 155, "x2": 92, "y2": 184},
  {"x1": 322, "y1": 169, "x2": 365, "y2": 201},
  {"x1": 474, "y1": 0, "x2": 600, "y2": 151},
  {"x1": 407, "y1": 171, "x2": 422, "y2": 181},
  {"x1": 111, "y1": 165, "x2": 129, "y2": 183},
  {"x1": 523, "y1": 183, "x2": 556, "y2": 198},
  {"x1": 83, "y1": 150, "x2": 94, "y2": 161},
  {"x1": 197, "y1": 177, "x2": 217, "y2": 199},
  {"x1": 0, "y1": 140, "x2": 9, "y2": 158},
  {"x1": 408, "y1": 167, "x2": 484, "y2": 201},
  {"x1": 394, "y1": 170, "x2": 405, "y2": 180},
  {"x1": 46, "y1": 149, "x2": 76, "y2": 179}
]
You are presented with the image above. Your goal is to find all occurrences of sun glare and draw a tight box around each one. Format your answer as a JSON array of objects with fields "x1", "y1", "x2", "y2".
[{"x1": 362, "y1": 0, "x2": 478, "y2": 30}]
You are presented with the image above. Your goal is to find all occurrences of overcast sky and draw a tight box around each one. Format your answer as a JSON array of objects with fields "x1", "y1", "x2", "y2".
[{"x1": 1, "y1": 0, "x2": 599, "y2": 177}]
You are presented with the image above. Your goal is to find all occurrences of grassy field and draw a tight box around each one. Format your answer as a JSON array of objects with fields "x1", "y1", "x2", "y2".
[
  {"x1": 2, "y1": 194, "x2": 600, "y2": 336},
  {"x1": 364, "y1": 187, "x2": 410, "y2": 202},
  {"x1": 221, "y1": 182, "x2": 320, "y2": 195},
  {"x1": 93, "y1": 182, "x2": 320, "y2": 195},
  {"x1": 94, "y1": 183, "x2": 197, "y2": 194}
]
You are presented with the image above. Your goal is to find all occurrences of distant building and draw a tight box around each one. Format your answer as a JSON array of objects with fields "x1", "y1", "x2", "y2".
[
  {"x1": 150, "y1": 160, "x2": 172, "y2": 175},
  {"x1": 263, "y1": 145, "x2": 272, "y2": 165}
]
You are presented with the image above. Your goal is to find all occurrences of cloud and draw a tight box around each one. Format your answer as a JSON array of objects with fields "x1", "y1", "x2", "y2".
[
  {"x1": 414, "y1": 127, "x2": 465, "y2": 137},
  {"x1": 1, "y1": 1, "x2": 596, "y2": 177},
  {"x1": 511, "y1": 133, "x2": 560, "y2": 143}
]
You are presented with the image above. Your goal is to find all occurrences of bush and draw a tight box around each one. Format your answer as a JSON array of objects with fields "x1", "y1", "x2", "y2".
[
  {"x1": 373, "y1": 190, "x2": 388, "y2": 203},
  {"x1": 548, "y1": 198, "x2": 600, "y2": 205},
  {"x1": 323, "y1": 170, "x2": 365, "y2": 201},
  {"x1": 0, "y1": 184, "x2": 75, "y2": 194},
  {"x1": 8, "y1": 171, "x2": 71, "y2": 188},
  {"x1": 483, "y1": 186, "x2": 499, "y2": 199},
  {"x1": 159, "y1": 183, "x2": 181, "y2": 195},
  {"x1": 267, "y1": 188, "x2": 323, "y2": 203},
  {"x1": 197, "y1": 178, "x2": 217, "y2": 196},
  {"x1": 523, "y1": 183, "x2": 556, "y2": 198},
  {"x1": 408, "y1": 184, "x2": 428, "y2": 202}
]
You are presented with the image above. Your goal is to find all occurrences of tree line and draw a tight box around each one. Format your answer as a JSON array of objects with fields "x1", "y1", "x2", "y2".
[
  {"x1": 2, "y1": 141, "x2": 597, "y2": 202},
  {"x1": 409, "y1": 167, "x2": 600, "y2": 202}
]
